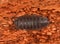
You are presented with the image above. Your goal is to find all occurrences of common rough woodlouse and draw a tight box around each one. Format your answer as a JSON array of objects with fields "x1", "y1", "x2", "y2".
[{"x1": 13, "y1": 14, "x2": 50, "y2": 30}]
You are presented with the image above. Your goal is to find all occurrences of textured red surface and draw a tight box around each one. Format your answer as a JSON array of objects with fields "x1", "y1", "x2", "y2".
[{"x1": 0, "y1": 0, "x2": 60, "y2": 44}]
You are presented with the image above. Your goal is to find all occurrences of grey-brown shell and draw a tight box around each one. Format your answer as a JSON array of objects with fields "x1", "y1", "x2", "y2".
[{"x1": 13, "y1": 15, "x2": 50, "y2": 30}]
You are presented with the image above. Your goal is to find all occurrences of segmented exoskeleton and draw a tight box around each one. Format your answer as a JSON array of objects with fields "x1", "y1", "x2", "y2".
[{"x1": 13, "y1": 14, "x2": 50, "y2": 30}]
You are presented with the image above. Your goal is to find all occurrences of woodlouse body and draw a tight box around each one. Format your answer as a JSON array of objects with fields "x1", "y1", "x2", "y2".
[{"x1": 13, "y1": 15, "x2": 50, "y2": 30}]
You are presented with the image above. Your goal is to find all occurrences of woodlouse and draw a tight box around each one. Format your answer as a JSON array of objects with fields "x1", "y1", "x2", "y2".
[{"x1": 13, "y1": 14, "x2": 50, "y2": 30}]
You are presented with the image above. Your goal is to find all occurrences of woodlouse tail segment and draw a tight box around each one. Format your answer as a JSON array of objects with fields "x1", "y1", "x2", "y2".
[{"x1": 39, "y1": 17, "x2": 50, "y2": 27}]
